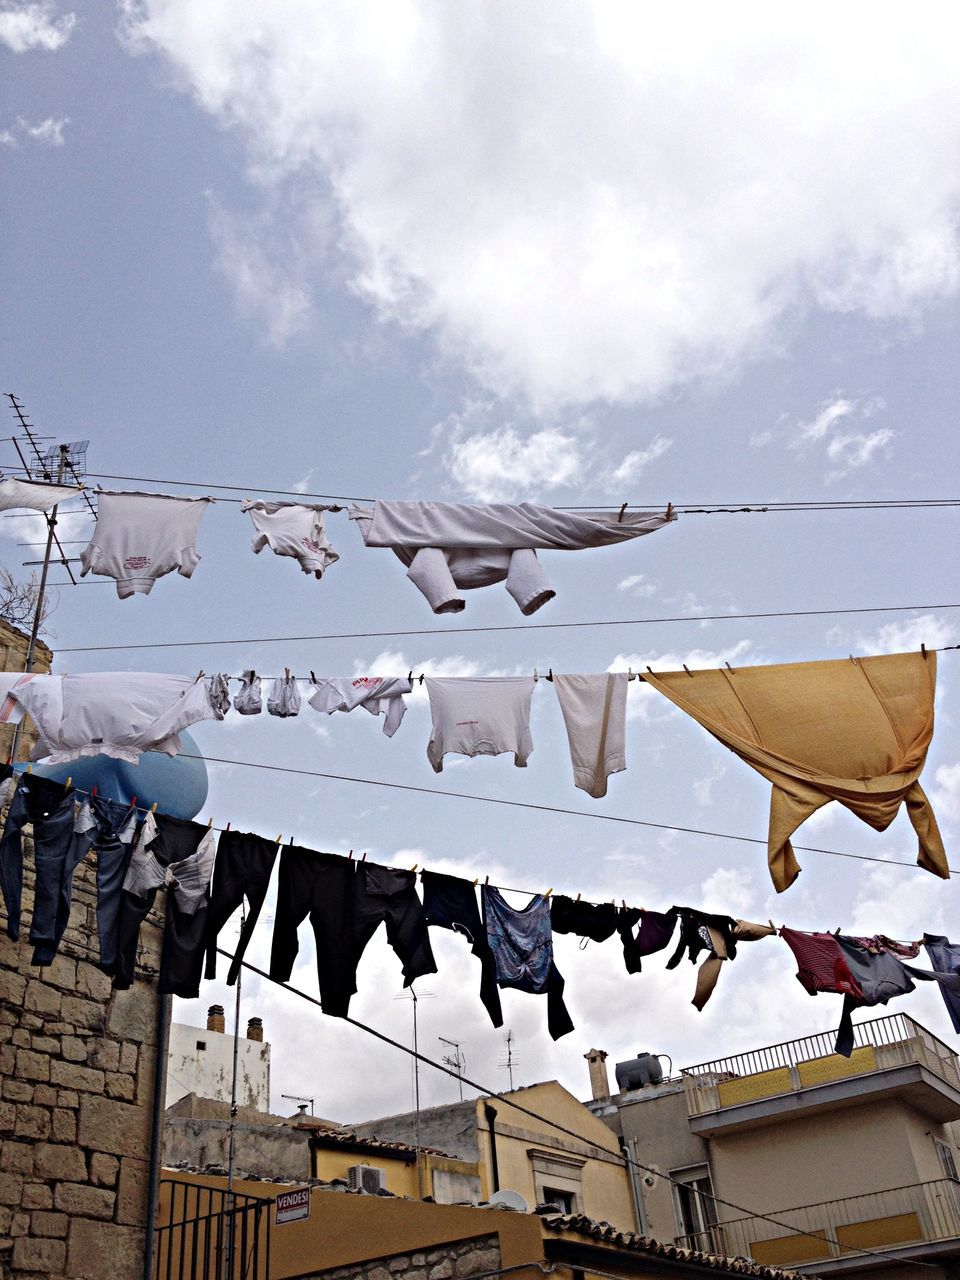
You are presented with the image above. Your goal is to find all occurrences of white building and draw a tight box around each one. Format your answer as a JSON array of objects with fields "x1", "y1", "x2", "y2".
[{"x1": 166, "y1": 1004, "x2": 271, "y2": 1112}]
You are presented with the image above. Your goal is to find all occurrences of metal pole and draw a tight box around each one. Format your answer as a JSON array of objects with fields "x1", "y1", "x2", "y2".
[
  {"x1": 10, "y1": 444, "x2": 66, "y2": 762},
  {"x1": 226, "y1": 912, "x2": 244, "y2": 1278},
  {"x1": 144, "y1": 993, "x2": 171, "y2": 1280},
  {"x1": 412, "y1": 988, "x2": 423, "y2": 1199}
]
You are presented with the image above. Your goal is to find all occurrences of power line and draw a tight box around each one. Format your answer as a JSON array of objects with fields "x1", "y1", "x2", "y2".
[
  {"x1": 53, "y1": 601, "x2": 960, "y2": 653},
  {"x1": 183, "y1": 751, "x2": 955, "y2": 877},
  {"x1": 219, "y1": 947, "x2": 940, "y2": 1271}
]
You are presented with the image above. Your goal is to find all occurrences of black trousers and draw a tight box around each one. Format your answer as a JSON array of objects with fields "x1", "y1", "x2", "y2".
[
  {"x1": 421, "y1": 869, "x2": 502, "y2": 1026},
  {"x1": 269, "y1": 847, "x2": 357, "y2": 1017},
  {"x1": 204, "y1": 830, "x2": 278, "y2": 984},
  {"x1": 353, "y1": 862, "x2": 436, "y2": 989}
]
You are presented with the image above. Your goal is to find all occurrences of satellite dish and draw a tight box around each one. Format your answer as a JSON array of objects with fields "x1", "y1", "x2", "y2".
[{"x1": 488, "y1": 1189, "x2": 529, "y2": 1213}]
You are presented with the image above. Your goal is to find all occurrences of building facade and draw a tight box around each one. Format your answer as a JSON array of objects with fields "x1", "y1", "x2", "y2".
[
  {"x1": 166, "y1": 1004, "x2": 271, "y2": 1111},
  {"x1": 588, "y1": 1013, "x2": 960, "y2": 1278}
]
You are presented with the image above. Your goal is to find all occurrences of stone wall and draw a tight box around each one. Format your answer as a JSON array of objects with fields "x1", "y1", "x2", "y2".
[
  {"x1": 304, "y1": 1232, "x2": 501, "y2": 1280},
  {"x1": 0, "y1": 833, "x2": 165, "y2": 1280},
  {"x1": 0, "y1": 619, "x2": 52, "y2": 763}
]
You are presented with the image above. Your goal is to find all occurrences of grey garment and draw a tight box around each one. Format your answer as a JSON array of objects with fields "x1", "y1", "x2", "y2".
[
  {"x1": 837, "y1": 938, "x2": 916, "y2": 1004},
  {"x1": 405, "y1": 545, "x2": 555, "y2": 615},
  {"x1": 267, "y1": 676, "x2": 301, "y2": 717},
  {"x1": 233, "y1": 671, "x2": 262, "y2": 715},
  {"x1": 924, "y1": 935, "x2": 960, "y2": 1032},
  {"x1": 122, "y1": 812, "x2": 217, "y2": 912},
  {"x1": 208, "y1": 674, "x2": 232, "y2": 717},
  {"x1": 74, "y1": 797, "x2": 138, "y2": 844}
]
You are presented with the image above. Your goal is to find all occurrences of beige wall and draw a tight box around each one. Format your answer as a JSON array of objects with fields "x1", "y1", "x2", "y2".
[
  {"x1": 613, "y1": 1086, "x2": 710, "y2": 1241},
  {"x1": 709, "y1": 1100, "x2": 942, "y2": 1218},
  {"x1": 475, "y1": 1083, "x2": 636, "y2": 1230}
]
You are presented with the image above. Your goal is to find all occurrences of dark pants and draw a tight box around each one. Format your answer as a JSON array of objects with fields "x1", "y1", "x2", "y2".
[
  {"x1": 269, "y1": 847, "x2": 357, "y2": 1017},
  {"x1": 0, "y1": 776, "x2": 75, "y2": 950},
  {"x1": 204, "y1": 830, "x2": 278, "y2": 985},
  {"x1": 421, "y1": 869, "x2": 502, "y2": 1027},
  {"x1": 63, "y1": 795, "x2": 138, "y2": 972},
  {"x1": 353, "y1": 863, "x2": 437, "y2": 989}
]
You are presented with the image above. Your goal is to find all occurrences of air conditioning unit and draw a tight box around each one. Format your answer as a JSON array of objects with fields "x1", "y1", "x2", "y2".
[{"x1": 347, "y1": 1164, "x2": 386, "y2": 1194}]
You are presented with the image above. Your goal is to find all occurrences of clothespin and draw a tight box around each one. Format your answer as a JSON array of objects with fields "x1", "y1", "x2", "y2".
[
  {"x1": 472, "y1": 877, "x2": 479, "y2": 886},
  {"x1": 130, "y1": 796, "x2": 137, "y2": 810},
  {"x1": 534, "y1": 668, "x2": 539, "y2": 682},
  {"x1": 617, "y1": 502, "x2": 627, "y2": 523},
  {"x1": 724, "y1": 661, "x2": 735, "y2": 673},
  {"x1": 921, "y1": 644, "x2": 928, "y2": 660},
  {"x1": 575, "y1": 893, "x2": 581, "y2": 902},
  {"x1": 544, "y1": 887, "x2": 552, "y2": 898},
  {"x1": 193, "y1": 670, "x2": 204, "y2": 684},
  {"x1": 225, "y1": 822, "x2": 231, "y2": 832},
  {"x1": 91, "y1": 786, "x2": 97, "y2": 798},
  {"x1": 418, "y1": 674, "x2": 424, "y2": 685},
  {"x1": 284, "y1": 667, "x2": 291, "y2": 681},
  {"x1": 360, "y1": 851, "x2": 367, "y2": 862},
  {"x1": 484, "y1": 875, "x2": 489, "y2": 886},
  {"x1": 151, "y1": 802, "x2": 158, "y2": 813},
  {"x1": 65, "y1": 776, "x2": 72, "y2": 789},
  {"x1": 622, "y1": 899, "x2": 627, "y2": 909},
  {"x1": 665, "y1": 502, "x2": 674, "y2": 520},
  {"x1": 410, "y1": 863, "x2": 418, "y2": 873},
  {"x1": 275, "y1": 835, "x2": 283, "y2": 844},
  {"x1": 547, "y1": 669, "x2": 554, "y2": 682},
  {"x1": 645, "y1": 666, "x2": 654, "y2": 676},
  {"x1": 849, "y1": 655, "x2": 857, "y2": 665},
  {"x1": 407, "y1": 671, "x2": 413, "y2": 682},
  {"x1": 25, "y1": 763, "x2": 32, "y2": 774},
  {"x1": 207, "y1": 817, "x2": 213, "y2": 829},
  {"x1": 348, "y1": 850, "x2": 354, "y2": 860},
  {"x1": 288, "y1": 835, "x2": 294, "y2": 845},
  {"x1": 683, "y1": 664, "x2": 693, "y2": 677},
  {"x1": 627, "y1": 668, "x2": 633, "y2": 681}
]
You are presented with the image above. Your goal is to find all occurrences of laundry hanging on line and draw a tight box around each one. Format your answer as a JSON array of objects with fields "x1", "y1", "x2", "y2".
[{"x1": 79, "y1": 491, "x2": 214, "y2": 598}]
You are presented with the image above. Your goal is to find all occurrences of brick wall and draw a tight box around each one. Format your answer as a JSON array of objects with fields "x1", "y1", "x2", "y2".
[
  {"x1": 0, "y1": 835, "x2": 165, "y2": 1279},
  {"x1": 305, "y1": 1232, "x2": 502, "y2": 1280}
]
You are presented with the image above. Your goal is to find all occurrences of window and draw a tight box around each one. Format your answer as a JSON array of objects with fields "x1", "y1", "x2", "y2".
[
  {"x1": 936, "y1": 1138, "x2": 959, "y2": 1180},
  {"x1": 671, "y1": 1165, "x2": 717, "y2": 1244},
  {"x1": 542, "y1": 1187, "x2": 575, "y2": 1214},
  {"x1": 195, "y1": 1040, "x2": 207, "y2": 1052}
]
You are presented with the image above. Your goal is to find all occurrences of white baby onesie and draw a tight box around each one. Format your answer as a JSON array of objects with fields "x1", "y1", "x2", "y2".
[
  {"x1": 0, "y1": 478, "x2": 84, "y2": 512},
  {"x1": 425, "y1": 676, "x2": 535, "y2": 773},
  {"x1": 10, "y1": 672, "x2": 221, "y2": 765},
  {"x1": 351, "y1": 501, "x2": 675, "y2": 615},
  {"x1": 552, "y1": 673, "x2": 628, "y2": 799},
  {"x1": 80, "y1": 491, "x2": 212, "y2": 598},
  {"x1": 308, "y1": 676, "x2": 412, "y2": 737},
  {"x1": 241, "y1": 500, "x2": 339, "y2": 579}
]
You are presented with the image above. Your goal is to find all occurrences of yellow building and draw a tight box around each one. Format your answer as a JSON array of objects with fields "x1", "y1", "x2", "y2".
[{"x1": 155, "y1": 1168, "x2": 803, "y2": 1280}]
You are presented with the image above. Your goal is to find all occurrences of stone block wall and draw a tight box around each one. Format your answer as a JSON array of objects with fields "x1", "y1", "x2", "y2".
[
  {"x1": 306, "y1": 1232, "x2": 502, "y2": 1280},
  {"x1": 0, "y1": 832, "x2": 165, "y2": 1280}
]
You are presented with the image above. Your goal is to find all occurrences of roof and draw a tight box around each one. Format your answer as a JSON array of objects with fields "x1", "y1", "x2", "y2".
[
  {"x1": 310, "y1": 1129, "x2": 454, "y2": 1160},
  {"x1": 539, "y1": 1212, "x2": 806, "y2": 1280}
]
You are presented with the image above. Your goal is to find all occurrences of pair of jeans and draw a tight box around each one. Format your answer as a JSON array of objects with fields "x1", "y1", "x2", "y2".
[
  {"x1": 204, "y1": 830, "x2": 278, "y2": 985},
  {"x1": 353, "y1": 862, "x2": 436, "y2": 990},
  {"x1": 0, "y1": 775, "x2": 76, "y2": 955}
]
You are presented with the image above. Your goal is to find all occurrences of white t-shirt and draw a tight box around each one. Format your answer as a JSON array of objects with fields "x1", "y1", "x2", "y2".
[
  {"x1": 11, "y1": 671, "x2": 221, "y2": 764},
  {"x1": 425, "y1": 676, "x2": 535, "y2": 772},
  {"x1": 308, "y1": 676, "x2": 411, "y2": 737},
  {"x1": 241, "y1": 500, "x2": 339, "y2": 579},
  {"x1": 0, "y1": 478, "x2": 84, "y2": 512},
  {"x1": 80, "y1": 491, "x2": 212, "y2": 598}
]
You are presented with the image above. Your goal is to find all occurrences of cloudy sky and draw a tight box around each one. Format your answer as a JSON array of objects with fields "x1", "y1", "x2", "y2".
[{"x1": 3, "y1": 1, "x2": 960, "y2": 1134}]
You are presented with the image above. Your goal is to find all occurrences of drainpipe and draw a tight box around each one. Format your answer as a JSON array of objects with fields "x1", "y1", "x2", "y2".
[
  {"x1": 144, "y1": 993, "x2": 171, "y2": 1280},
  {"x1": 623, "y1": 1138, "x2": 648, "y2": 1235},
  {"x1": 483, "y1": 1104, "x2": 500, "y2": 1195}
]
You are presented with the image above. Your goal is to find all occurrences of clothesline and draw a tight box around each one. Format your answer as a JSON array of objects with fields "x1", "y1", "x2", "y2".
[{"x1": 3, "y1": 453, "x2": 959, "y2": 513}]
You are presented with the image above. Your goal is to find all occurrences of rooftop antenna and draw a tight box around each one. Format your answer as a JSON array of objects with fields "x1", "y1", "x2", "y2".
[
  {"x1": 439, "y1": 1036, "x2": 466, "y2": 1101},
  {"x1": 499, "y1": 1030, "x2": 518, "y2": 1091},
  {"x1": 281, "y1": 1093, "x2": 316, "y2": 1117},
  {"x1": 395, "y1": 987, "x2": 434, "y2": 1199}
]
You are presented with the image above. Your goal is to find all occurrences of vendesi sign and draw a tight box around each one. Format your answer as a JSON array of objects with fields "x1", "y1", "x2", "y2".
[{"x1": 275, "y1": 1186, "x2": 311, "y2": 1225}]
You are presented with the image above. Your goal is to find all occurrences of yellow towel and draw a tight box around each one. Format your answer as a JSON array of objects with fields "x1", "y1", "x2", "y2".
[{"x1": 644, "y1": 651, "x2": 947, "y2": 892}]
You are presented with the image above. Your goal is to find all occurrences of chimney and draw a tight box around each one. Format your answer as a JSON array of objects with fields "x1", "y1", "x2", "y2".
[
  {"x1": 246, "y1": 1017, "x2": 264, "y2": 1043},
  {"x1": 585, "y1": 1048, "x2": 610, "y2": 1100},
  {"x1": 207, "y1": 1005, "x2": 225, "y2": 1034}
]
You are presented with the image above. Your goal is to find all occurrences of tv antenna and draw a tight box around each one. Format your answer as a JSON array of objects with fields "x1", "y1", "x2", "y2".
[
  {"x1": 281, "y1": 1093, "x2": 316, "y2": 1117},
  {"x1": 499, "y1": 1030, "x2": 518, "y2": 1091},
  {"x1": 395, "y1": 986, "x2": 434, "y2": 1199},
  {"x1": 439, "y1": 1036, "x2": 466, "y2": 1100}
]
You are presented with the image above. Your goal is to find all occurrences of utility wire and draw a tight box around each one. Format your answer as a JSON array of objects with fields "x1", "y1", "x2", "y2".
[
  {"x1": 52, "y1": 602, "x2": 960, "y2": 653},
  {"x1": 182, "y1": 752, "x2": 956, "y2": 877},
  {"x1": 218, "y1": 947, "x2": 941, "y2": 1271}
]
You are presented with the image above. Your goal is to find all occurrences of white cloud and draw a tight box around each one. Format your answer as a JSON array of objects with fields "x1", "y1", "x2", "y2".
[
  {"x1": 793, "y1": 394, "x2": 857, "y2": 444},
  {"x1": 0, "y1": 2, "x2": 75, "y2": 52},
  {"x1": 606, "y1": 435, "x2": 673, "y2": 486},
  {"x1": 853, "y1": 612, "x2": 957, "y2": 654},
  {"x1": 1, "y1": 115, "x2": 69, "y2": 148},
  {"x1": 444, "y1": 425, "x2": 581, "y2": 502},
  {"x1": 825, "y1": 427, "x2": 896, "y2": 482},
  {"x1": 208, "y1": 200, "x2": 313, "y2": 347},
  {"x1": 120, "y1": 3, "x2": 960, "y2": 408},
  {"x1": 932, "y1": 763, "x2": 960, "y2": 824},
  {"x1": 0, "y1": 130, "x2": 16, "y2": 148},
  {"x1": 610, "y1": 638, "x2": 758, "y2": 720},
  {"x1": 618, "y1": 573, "x2": 658, "y2": 599},
  {"x1": 699, "y1": 866, "x2": 757, "y2": 918}
]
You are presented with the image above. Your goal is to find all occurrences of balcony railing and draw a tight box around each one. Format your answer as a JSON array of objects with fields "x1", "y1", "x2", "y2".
[
  {"x1": 680, "y1": 1013, "x2": 960, "y2": 1118},
  {"x1": 678, "y1": 1178, "x2": 960, "y2": 1268}
]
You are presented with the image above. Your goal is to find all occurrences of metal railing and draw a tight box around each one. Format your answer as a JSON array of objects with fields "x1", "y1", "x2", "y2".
[
  {"x1": 680, "y1": 1013, "x2": 960, "y2": 1117},
  {"x1": 154, "y1": 1177, "x2": 272, "y2": 1280},
  {"x1": 678, "y1": 1178, "x2": 960, "y2": 1267}
]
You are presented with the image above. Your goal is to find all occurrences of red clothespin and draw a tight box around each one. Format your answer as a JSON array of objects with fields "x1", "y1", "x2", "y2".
[{"x1": 91, "y1": 785, "x2": 97, "y2": 798}]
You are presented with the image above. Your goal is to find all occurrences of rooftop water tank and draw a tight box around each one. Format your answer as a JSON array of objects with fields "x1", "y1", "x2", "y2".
[{"x1": 615, "y1": 1053, "x2": 664, "y2": 1091}]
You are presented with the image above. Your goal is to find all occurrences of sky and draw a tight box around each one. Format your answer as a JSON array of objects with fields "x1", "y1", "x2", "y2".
[{"x1": 2, "y1": 1, "x2": 960, "y2": 1135}]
